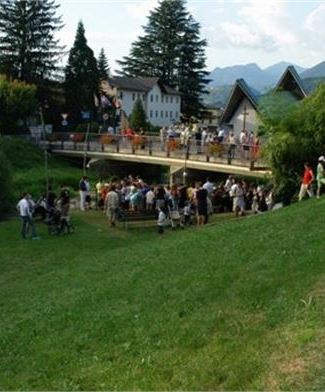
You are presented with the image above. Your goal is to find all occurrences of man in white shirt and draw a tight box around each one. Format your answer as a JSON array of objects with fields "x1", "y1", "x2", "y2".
[
  {"x1": 203, "y1": 177, "x2": 214, "y2": 196},
  {"x1": 16, "y1": 193, "x2": 39, "y2": 239},
  {"x1": 145, "y1": 188, "x2": 155, "y2": 211}
]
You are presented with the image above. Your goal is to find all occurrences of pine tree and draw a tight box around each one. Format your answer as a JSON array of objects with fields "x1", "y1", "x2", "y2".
[
  {"x1": 98, "y1": 48, "x2": 110, "y2": 80},
  {"x1": 117, "y1": 0, "x2": 208, "y2": 118},
  {"x1": 0, "y1": 0, "x2": 64, "y2": 83},
  {"x1": 64, "y1": 21, "x2": 99, "y2": 123},
  {"x1": 129, "y1": 99, "x2": 147, "y2": 130}
]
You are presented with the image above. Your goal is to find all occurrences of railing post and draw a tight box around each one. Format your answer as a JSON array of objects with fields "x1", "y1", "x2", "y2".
[
  {"x1": 149, "y1": 139, "x2": 152, "y2": 156},
  {"x1": 74, "y1": 141, "x2": 77, "y2": 150},
  {"x1": 116, "y1": 137, "x2": 120, "y2": 153},
  {"x1": 205, "y1": 144, "x2": 210, "y2": 162},
  {"x1": 101, "y1": 143, "x2": 104, "y2": 152},
  {"x1": 61, "y1": 139, "x2": 64, "y2": 150}
]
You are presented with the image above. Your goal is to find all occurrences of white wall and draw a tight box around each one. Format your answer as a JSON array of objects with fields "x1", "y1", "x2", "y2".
[
  {"x1": 117, "y1": 84, "x2": 181, "y2": 127},
  {"x1": 146, "y1": 84, "x2": 181, "y2": 127},
  {"x1": 229, "y1": 98, "x2": 258, "y2": 135},
  {"x1": 118, "y1": 90, "x2": 146, "y2": 117}
]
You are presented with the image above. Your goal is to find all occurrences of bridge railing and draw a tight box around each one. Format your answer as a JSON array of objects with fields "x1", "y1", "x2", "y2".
[{"x1": 38, "y1": 132, "x2": 265, "y2": 169}]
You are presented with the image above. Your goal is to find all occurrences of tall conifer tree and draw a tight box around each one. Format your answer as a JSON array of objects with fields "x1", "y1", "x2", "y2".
[
  {"x1": 64, "y1": 21, "x2": 99, "y2": 123},
  {"x1": 98, "y1": 48, "x2": 110, "y2": 80},
  {"x1": 117, "y1": 0, "x2": 208, "y2": 118},
  {"x1": 0, "y1": 0, "x2": 63, "y2": 83}
]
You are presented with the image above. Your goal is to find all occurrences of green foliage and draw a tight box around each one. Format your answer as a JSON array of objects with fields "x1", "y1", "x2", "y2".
[
  {"x1": 64, "y1": 21, "x2": 99, "y2": 123},
  {"x1": 129, "y1": 98, "x2": 147, "y2": 130},
  {"x1": 259, "y1": 86, "x2": 325, "y2": 203},
  {"x1": 0, "y1": 75, "x2": 37, "y2": 134},
  {"x1": 0, "y1": 140, "x2": 13, "y2": 218},
  {"x1": 0, "y1": 0, "x2": 64, "y2": 83},
  {"x1": 97, "y1": 48, "x2": 110, "y2": 80},
  {"x1": 117, "y1": 0, "x2": 209, "y2": 118},
  {"x1": 1, "y1": 137, "x2": 95, "y2": 200},
  {"x1": 1, "y1": 199, "x2": 325, "y2": 389}
]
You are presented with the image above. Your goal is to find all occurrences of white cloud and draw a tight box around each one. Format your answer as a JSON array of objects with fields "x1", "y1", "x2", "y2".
[
  {"x1": 218, "y1": 21, "x2": 277, "y2": 51},
  {"x1": 125, "y1": 0, "x2": 159, "y2": 20},
  {"x1": 305, "y1": 3, "x2": 325, "y2": 34},
  {"x1": 239, "y1": 0, "x2": 298, "y2": 46}
]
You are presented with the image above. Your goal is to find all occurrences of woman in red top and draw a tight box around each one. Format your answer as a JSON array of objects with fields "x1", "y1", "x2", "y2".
[{"x1": 298, "y1": 162, "x2": 314, "y2": 201}]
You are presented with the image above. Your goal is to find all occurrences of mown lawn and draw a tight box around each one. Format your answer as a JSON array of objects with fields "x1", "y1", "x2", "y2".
[{"x1": 1, "y1": 200, "x2": 325, "y2": 390}]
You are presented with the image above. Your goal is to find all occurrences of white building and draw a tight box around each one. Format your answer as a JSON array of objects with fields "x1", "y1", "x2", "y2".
[{"x1": 102, "y1": 77, "x2": 181, "y2": 127}]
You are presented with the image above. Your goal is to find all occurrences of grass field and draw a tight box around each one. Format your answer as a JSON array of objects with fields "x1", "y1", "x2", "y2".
[{"x1": 1, "y1": 199, "x2": 325, "y2": 390}]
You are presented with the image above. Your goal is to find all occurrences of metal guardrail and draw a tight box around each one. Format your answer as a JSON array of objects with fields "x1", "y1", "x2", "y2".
[{"x1": 35, "y1": 132, "x2": 265, "y2": 169}]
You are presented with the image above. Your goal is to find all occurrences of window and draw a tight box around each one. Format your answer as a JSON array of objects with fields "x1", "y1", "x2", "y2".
[
  {"x1": 137, "y1": 93, "x2": 140, "y2": 99},
  {"x1": 132, "y1": 93, "x2": 136, "y2": 101},
  {"x1": 120, "y1": 92, "x2": 123, "y2": 99},
  {"x1": 156, "y1": 94, "x2": 159, "y2": 102},
  {"x1": 150, "y1": 110, "x2": 153, "y2": 118},
  {"x1": 150, "y1": 94, "x2": 153, "y2": 102},
  {"x1": 171, "y1": 97, "x2": 173, "y2": 104},
  {"x1": 165, "y1": 111, "x2": 168, "y2": 118},
  {"x1": 155, "y1": 110, "x2": 158, "y2": 118},
  {"x1": 170, "y1": 111, "x2": 173, "y2": 118},
  {"x1": 176, "y1": 96, "x2": 179, "y2": 104},
  {"x1": 142, "y1": 94, "x2": 145, "y2": 100},
  {"x1": 161, "y1": 110, "x2": 164, "y2": 118},
  {"x1": 161, "y1": 96, "x2": 164, "y2": 103},
  {"x1": 165, "y1": 96, "x2": 169, "y2": 104},
  {"x1": 175, "y1": 111, "x2": 179, "y2": 118}
]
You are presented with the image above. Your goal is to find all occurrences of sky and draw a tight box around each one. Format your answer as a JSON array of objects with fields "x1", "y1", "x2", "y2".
[{"x1": 57, "y1": 0, "x2": 325, "y2": 72}]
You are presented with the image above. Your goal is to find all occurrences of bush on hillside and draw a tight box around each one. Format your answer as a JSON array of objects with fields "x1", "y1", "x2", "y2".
[
  {"x1": 0, "y1": 141, "x2": 13, "y2": 218},
  {"x1": 259, "y1": 85, "x2": 325, "y2": 203}
]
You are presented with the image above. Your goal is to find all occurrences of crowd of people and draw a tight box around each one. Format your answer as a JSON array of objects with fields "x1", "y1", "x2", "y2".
[
  {"x1": 17, "y1": 153, "x2": 324, "y2": 239},
  {"x1": 114, "y1": 123, "x2": 261, "y2": 162},
  {"x1": 84, "y1": 175, "x2": 274, "y2": 234}
]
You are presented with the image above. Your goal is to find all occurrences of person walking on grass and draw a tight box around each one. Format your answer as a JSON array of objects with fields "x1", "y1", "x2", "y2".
[
  {"x1": 298, "y1": 162, "x2": 314, "y2": 201},
  {"x1": 105, "y1": 185, "x2": 120, "y2": 227},
  {"x1": 79, "y1": 176, "x2": 88, "y2": 211},
  {"x1": 316, "y1": 156, "x2": 325, "y2": 199},
  {"x1": 195, "y1": 182, "x2": 208, "y2": 226},
  {"x1": 157, "y1": 206, "x2": 168, "y2": 234},
  {"x1": 16, "y1": 193, "x2": 39, "y2": 240}
]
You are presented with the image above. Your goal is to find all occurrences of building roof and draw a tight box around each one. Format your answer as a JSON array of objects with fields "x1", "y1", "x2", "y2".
[
  {"x1": 107, "y1": 76, "x2": 180, "y2": 95},
  {"x1": 220, "y1": 78, "x2": 260, "y2": 124},
  {"x1": 275, "y1": 65, "x2": 308, "y2": 99}
]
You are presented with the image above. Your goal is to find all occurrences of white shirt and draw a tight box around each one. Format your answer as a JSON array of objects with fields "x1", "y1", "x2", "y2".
[
  {"x1": 17, "y1": 198, "x2": 31, "y2": 217},
  {"x1": 203, "y1": 181, "x2": 214, "y2": 194},
  {"x1": 146, "y1": 190, "x2": 155, "y2": 204},
  {"x1": 157, "y1": 211, "x2": 167, "y2": 226}
]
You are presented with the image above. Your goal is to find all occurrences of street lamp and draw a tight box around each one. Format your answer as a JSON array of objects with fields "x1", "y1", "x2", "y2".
[{"x1": 39, "y1": 102, "x2": 50, "y2": 198}]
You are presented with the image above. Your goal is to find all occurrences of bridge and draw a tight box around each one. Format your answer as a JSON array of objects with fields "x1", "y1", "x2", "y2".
[{"x1": 41, "y1": 133, "x2": 271, "y2": 181}]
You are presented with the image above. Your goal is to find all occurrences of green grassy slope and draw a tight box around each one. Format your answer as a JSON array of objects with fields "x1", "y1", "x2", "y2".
[
  {"x1": 2, "y1": 138, "x2": 89, "y2": 199},
  {"x1": 1, "y1": 199, "x2": 325, "y2": 390}
]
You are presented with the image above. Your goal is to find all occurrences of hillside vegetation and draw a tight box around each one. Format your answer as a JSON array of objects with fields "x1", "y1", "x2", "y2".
[
  {"x1": 0, "y1": 199, "x2": 325, "y2": 390},
  {"x1": 0, "y1": 137, "x2": 90, "y2": 202}
]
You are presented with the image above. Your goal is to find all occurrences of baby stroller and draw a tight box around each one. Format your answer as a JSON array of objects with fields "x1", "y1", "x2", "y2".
[{"x1": 47, "y1": 206, "x2": 74, "y2": 235}]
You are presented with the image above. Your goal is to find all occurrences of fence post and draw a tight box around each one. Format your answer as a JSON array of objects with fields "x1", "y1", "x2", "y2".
[{"x1": 149, "y1": 139, "x2": 152, "y2": 156}]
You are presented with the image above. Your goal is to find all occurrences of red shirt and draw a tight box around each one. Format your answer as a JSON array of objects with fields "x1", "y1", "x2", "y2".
[{"x1": 302, "y1": 168, "x2": 314, "y2": 185}]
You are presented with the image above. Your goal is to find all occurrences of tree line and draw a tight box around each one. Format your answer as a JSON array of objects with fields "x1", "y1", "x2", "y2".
[{"x1": 0, "y1": 0, "x2": 208, "y2": 133}]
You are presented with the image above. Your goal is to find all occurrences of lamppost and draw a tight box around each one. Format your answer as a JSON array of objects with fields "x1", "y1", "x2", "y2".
[{"x1": 39, "y1": 102, "x2": 50, "y2": 198}]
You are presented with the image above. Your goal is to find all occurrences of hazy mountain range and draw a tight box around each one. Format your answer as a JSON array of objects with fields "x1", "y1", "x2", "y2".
[{"x1": 206, "y1": 60, "x2": 325, "y2": 107}]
